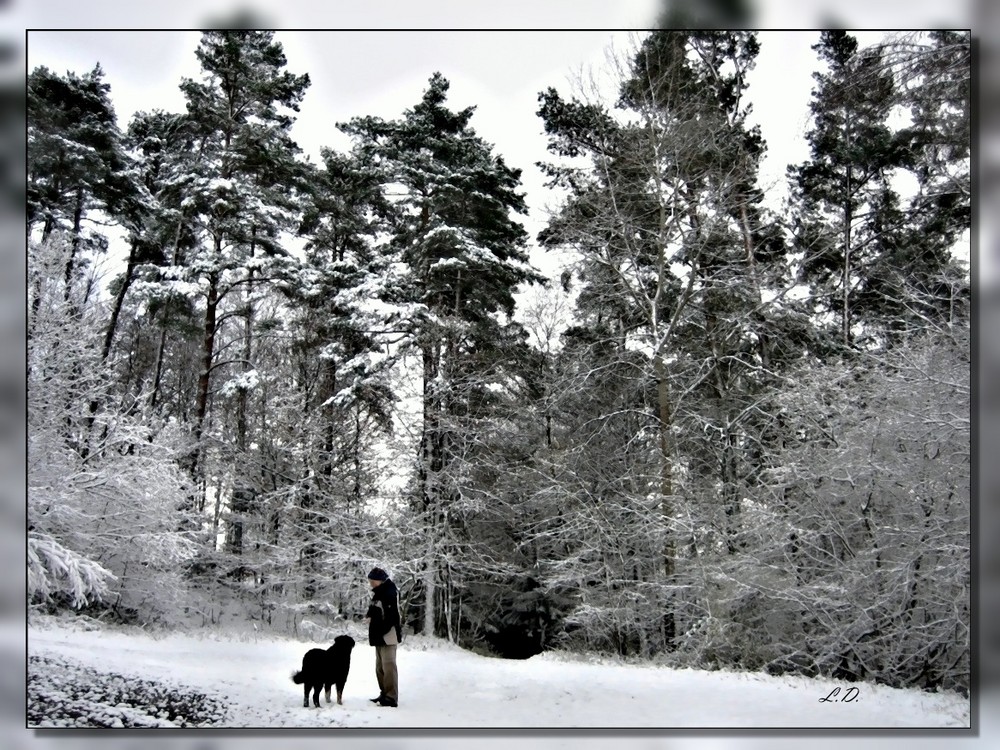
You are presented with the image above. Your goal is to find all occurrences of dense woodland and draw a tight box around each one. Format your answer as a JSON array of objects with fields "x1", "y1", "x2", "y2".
[{"x1": 27, "y1": 30, "x2": 970, "y2": 694}]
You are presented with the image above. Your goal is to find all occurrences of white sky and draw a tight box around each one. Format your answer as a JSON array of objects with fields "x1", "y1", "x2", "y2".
[
  {"x1": 25, "y1": 30, "x2": 838, "y2": 275},
  {"x1": 9, "y1": 0, "x2": 984, "y2": 293},
  {"x1": 26, "y1": 26, "x2": 971, "y2": 286}
]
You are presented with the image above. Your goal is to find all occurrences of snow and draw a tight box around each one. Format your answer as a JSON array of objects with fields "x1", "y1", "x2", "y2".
[
  {"x1": 27, "y1": 535, "x2": 115, "y2": 609},
  {"x1": 219, "y1": 369, "x2": 261, "y2": 396},
  {"x1": 26, "y1": 615, "x2": 970, "y2": 731}
]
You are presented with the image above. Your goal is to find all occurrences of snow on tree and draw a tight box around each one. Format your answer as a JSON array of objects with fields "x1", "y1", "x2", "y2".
[
  {"x1": 167, "y1": 30, "x2": 310, "y2": 508},
  {"x1": 24, "y1": 31, "x2": 969, "y2": 686},
  {"x1": 27, "y1": 62, "x2": 145, "y2": 341},
  {"x1": 28, "y1": 532, "x2": 116, "y2": 610},
  {"x1": 536, "y1": 31, "x2": 799, "y2": 653},
  {"x1": 340, "y1": 72, "x2": 546, "y2": 639},
  {"x1": 28, "y1": 235, "x2": 200, "y2": 624}
]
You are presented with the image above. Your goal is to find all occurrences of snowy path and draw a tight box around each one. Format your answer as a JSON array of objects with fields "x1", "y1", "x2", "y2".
[{"x1": 27, "y1": 618, "x2": 969, "y2": 729}]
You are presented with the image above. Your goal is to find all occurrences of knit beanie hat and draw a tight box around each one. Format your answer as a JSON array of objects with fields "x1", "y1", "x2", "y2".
[{"x1": 367, "y1": 567, "x2": 388, "y2": 581}]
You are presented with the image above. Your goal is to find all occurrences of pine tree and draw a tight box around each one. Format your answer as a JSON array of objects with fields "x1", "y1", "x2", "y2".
[
  {"x1": 28, "y1": 64, "x2": 142, "y2": 319},
  {"x1": 537, "y1": 31, "x2": 796, "y2": 651},
  {"x1": 788, "y1": 31, "x2": 915, "y2": 350},
  {"x1": 27, "y1": 63, "x2": 151, "y2": 463},
  {"x1": 295, "y1": 146, "x2": 397, "y2": 445},
  {"x1": 171, "y1": 30, "x2": 310, "y2": 515},
  {"x1": 103, "y1": 109, "x2": 204, "y2": 421},
  {"x1": 280, "y1": 147, "x2": 398, "y2": 601},
  {"x1": 864, "y1": 31, "x2": 971, "y2": 335},
  {"x1": 341, "y1": 73, "x2": 544, "y2": 637}
]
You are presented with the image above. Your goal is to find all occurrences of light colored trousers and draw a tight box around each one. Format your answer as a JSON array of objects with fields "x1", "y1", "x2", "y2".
[{"x1": 375, "y1": 644, "x2": 398, "y2": 701}]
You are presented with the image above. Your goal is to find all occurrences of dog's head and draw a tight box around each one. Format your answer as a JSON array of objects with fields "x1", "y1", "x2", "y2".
[{"x1": 334, "y1": 634, "x2": 356, "y2": 651}]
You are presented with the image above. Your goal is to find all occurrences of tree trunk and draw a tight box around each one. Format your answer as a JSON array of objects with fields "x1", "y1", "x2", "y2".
[
  {"x1": 420, "y1": 339, "x2": 442, "y2": 638},
  {"x1": 79, "y1": 236, "x2": 142, "y2": 457},
  {"x1": 738, "y1": 202, "x2": 771, "y2": 370},
  {"x1": 423, "y1": 562, "x2": 436, "y2": 637},
  {"x1": 654, "y1": 346, "x2": 676, "y2": 648},
  {"x1": 150, "y1": 216, "x2": 188, "y2": 412},
  {"x1": 843, "y1": 116, "x2": 854, "y2": 348},
  {"x1": 230, "y1": 230, "x2": 256, "y2": 554},
  {"x1": 352, "y1": 407, "x2": 362, "y2": 514},
  {"x1": 64, "y1": 186, "x2": 85, "y2": 306},
  {"x1": 102, "y1": 239, "x2": 140, "y2": 361},
  {"x1": 192, "y1": 259, "x2": 221, "y2": 509},
  {"x1": 149, "y1": 328, "x2": 168, "y2": 412},
  {"x1": 444, "y1": 562, "x2": 454, "y2": 643}
]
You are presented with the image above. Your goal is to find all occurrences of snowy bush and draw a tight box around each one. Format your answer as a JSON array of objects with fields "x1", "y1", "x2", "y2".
[
  {"x1": 28, "y1": 532, "x2": 116, "y2": 609},
  {"x1": 751, "y1": 330, "x2": 970, "y2": 692},
  {"x1": 28, "y1": 235, "x2": 200, "y2": 625}
]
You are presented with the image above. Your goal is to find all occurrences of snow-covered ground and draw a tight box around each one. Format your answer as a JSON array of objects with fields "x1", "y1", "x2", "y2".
[{"x1": 25, "y1": 614, "x2": 970, "y2": 732}]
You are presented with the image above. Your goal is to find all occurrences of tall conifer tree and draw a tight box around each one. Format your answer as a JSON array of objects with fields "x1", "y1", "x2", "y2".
[
  {"x1": 342, "y1": 73, "x2": 544, "y2": 636},
  {"x1": 172, "y1": 31, "x2": 310, "y2": 514},
  {"x1": 28, "y1": 64, "x2": 142, "y2": 317},
  {"x1": 538, "y1": 31, "x2": 793, "y2": 650},
  {"x1": 788, "y1": 31, "x2": 911, "y2": 349}
]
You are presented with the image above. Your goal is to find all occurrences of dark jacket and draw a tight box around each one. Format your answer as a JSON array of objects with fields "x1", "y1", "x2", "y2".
[{"x1": 367, "y1": 578, "x2": 402, "y2": 647}]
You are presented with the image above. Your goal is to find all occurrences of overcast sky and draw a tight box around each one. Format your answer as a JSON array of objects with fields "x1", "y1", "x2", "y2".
[
  {"x1": 10, "y1": 1, "x2": 981, "y2": 296},
  {"x1": 30, "y1": 29, "x2": 865, "y2": 281}
]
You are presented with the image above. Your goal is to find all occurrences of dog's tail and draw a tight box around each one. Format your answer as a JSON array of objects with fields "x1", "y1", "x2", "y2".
[{"x1": 291, "y1": 670, "x2": 304, "y2": 684}]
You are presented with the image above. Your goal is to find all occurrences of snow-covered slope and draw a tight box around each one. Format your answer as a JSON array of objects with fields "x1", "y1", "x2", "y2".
[{"x1": 27, "y1": 615, "x2": 969, "y2": 730}]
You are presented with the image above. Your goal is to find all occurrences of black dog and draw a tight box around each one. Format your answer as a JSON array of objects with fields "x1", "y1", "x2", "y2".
[{"x1": 291, "y1": 634, "x2": 356, "y2": 707}]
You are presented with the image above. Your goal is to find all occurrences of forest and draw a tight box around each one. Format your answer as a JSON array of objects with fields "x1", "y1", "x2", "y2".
[{"x1": 27, "y1": 30, "x2": 970, "y2": 695}]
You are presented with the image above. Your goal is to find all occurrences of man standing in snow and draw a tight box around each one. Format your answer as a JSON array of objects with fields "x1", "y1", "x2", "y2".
[{"x1": 365, "y1": 567, "x2": 401, "y2": 707}]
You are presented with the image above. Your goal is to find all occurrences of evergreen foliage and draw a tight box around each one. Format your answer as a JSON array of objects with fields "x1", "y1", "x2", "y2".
[{"x1": 341, "y1": 73, "x2": 545, "y2": 638}]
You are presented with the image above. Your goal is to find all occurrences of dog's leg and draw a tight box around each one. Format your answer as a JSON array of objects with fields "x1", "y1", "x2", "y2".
[
  {"x1": 324, "y1": 684, "x2": 332, "y2": 704},
  {"x1": 312, "y1": 685, "x2": 321, "y2": 708},
  {"x1": 336, "y1": 682, "x2": 344, "y2": 705},
  {"x1": 303, "y1": 683, "x2": 310, "y2": 708}
]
